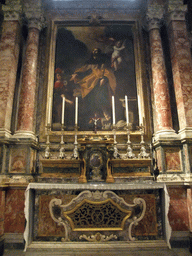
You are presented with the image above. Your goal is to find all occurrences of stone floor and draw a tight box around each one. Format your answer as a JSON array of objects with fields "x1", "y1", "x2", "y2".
[{"x1": 2, "y1": 248, "x2": 192, "y2": 256}]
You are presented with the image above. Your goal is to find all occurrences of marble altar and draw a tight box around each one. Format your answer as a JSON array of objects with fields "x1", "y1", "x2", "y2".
[{"x1": 24, "y1": 182, "x2": 171, "y2": 253}]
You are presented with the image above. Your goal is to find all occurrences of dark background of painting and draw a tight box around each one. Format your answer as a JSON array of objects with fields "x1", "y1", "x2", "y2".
[{"x1": 52, "y1": 25, "x2": 139, "y2": 131}]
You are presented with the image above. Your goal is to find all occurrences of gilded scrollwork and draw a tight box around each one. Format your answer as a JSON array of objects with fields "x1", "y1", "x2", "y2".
[{"x1": 49, "y1": 190, "x2": 146, "y2": 242}]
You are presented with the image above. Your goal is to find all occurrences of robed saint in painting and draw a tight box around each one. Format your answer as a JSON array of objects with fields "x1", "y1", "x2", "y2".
[{"x1": 52, "y1": 25, "x2": 138, "y2": 131}]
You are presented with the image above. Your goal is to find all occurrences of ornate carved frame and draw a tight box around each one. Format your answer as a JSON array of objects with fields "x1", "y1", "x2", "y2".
[{"x1": 41, "y1": 9, "x2": 151, "y2": 141}]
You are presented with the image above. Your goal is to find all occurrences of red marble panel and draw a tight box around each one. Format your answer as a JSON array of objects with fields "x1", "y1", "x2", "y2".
[
  {"x1": 4, "y1": 189, "x2": 25, "y2": 233},
  {"x1": 168, "y1": 187, "x2": 189, "y2": 231},
  {"x1": 187, "y1": 189, "x2": 192, "y2": 232},
  {"x1": 165, "y1": 148, "x2": 181, "y2": 172},
  {"x1": 0, "y1": 190, "x2": 5, "y2": 236},
  {"x1": 38, "y1": 194, "x2": 76, "y2": 236},
  {"x1": 0, "y1": 21, "x2": 20, "y2": 129},
  {"x1": 123, "y1": 194, "x2": 158, "y2": 236},
  {"x1": 168, "y1": 20, "x2": 192, "y2": 129}
]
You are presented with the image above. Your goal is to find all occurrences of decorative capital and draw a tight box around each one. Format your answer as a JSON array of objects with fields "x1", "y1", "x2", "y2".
[
  {"x1": 166, "y1": 0, "x2": 187, "y2": 23},
  {"x1": 2, "y1": 0, "x2": 22, "y2": 22},
  {"x1": 24, "y1": 3, "x2": 46, "y2": 30},
  {"x1": 145, "y1": 4, "x2": 164, "y2": 31}
]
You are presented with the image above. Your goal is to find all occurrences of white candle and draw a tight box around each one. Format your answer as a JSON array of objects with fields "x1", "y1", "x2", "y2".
[
  {"x1": 75, "y1": 97, "x2": 78, "y2": 125},
  {"x1": 48, "y1": 97, "x2": 52, "y2": 125},
  {"x1": 125, "y1": 95, "x2": 129, "y2": 124},
  {"x1": 61, "y1": 96, "x2": 65, "y2": 125},
  {"x1": 138, "y1": 95, "x2": 142, "y2": 125},
  {"x1": 112, "y1": 96, "x2": 116, "y2": 125}
]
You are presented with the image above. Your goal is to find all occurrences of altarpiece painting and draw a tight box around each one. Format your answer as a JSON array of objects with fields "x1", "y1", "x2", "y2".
[{"x1": 50, "y1": 24, "x2": 139, "y2": 131}]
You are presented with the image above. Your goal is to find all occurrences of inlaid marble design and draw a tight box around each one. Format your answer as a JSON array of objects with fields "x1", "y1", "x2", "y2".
[
  {"x1": 165, "y1": 148, "x2": 181, "y2": 172},
  {"x1": 9, "y1": 147, "x2": 27, "y2": 173},
  {"x1": 0, "y1": 190, "x2": 5, "y2": 236},
  {"x1": 4, "y1": 189, "x2": 25, "y2": 233},
  {"x1": 168, "y1": 187, "x2": 189, "y2": 231}
]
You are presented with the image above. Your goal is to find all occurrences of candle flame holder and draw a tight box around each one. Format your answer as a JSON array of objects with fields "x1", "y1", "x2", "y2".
[
  {"x1": 126, "y1": 124, "x2": 135, "y2": 158},
  {"x1": 59, "y1": 124, "x2": 66, "y2": 159},
  {"x1": 138, "y1": 125, "x2": 149, "y2": 158},
  {"x1": 45, "y1": 124, "x2": 51, "y2": 159}
]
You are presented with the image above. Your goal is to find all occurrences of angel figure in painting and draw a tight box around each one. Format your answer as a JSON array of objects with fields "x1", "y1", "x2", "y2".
[{"x1": 70, "y1": 48, "x2": 116, "y2": 129}]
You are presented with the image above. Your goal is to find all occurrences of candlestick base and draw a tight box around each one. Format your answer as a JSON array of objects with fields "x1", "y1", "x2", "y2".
[
  {"x1": 44, "y1": 124, "x2": 51, "y2": 159},
  {"x1": 113, "y1": 127, "x2": 120, "y2": 159},
  {"x1": 138, "y1": 125, "x2": 150, "y2": 159},
  {"x1": 72, "y1": 125, "x2": 79, "y2": 159},
  {"x1": 124, "y1": 124, "x2": 135, "y2": 159}
]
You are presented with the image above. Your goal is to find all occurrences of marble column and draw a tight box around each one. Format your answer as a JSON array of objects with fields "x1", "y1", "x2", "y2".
[
  {"x1": 166, "y1": 0, "x2": 192, "y2": 138},
  {"x1": 0, "y1": 1, "x2": 22, "y2": 139},
  {"x1": 146, "y1": 7, "x2": 176, "y2": 138},
  {"x1": 14, "y1": 17, "x2": 42, "y2": 140}
]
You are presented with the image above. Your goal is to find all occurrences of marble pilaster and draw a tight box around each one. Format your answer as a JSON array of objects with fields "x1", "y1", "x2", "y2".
[
  {"x1": 0, "y1": 1, "x2": 22, "y2": 139},
  {"x1": 15, "y1": 9, "x2": 44, "y2": 140},
  {"x1": 166, "y1": 1, "x2": 192, "y2": 139},
  {"x1": 146, "y1": 5, "x2": 176, "y2": 140}
]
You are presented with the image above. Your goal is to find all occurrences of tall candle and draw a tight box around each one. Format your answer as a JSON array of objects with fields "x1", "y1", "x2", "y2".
[
  {"x1": 125, "y1": 95, "x2": 129, "y2": 124},
  {"x1": 112, "y1": 96, "x2": 115, "y2": 125},
  {"x1": 48, "y1": 97, "x2": 52, "y2": 125},
  {"x1": 138, "y1": 95, "x2": 142, "y2": 125},
  {"x1": 75, "y1": 97, "x2": 78, "y2": 125},
  {"x1": 61, "y1": 96, "x2": 65, "y2": 125}
]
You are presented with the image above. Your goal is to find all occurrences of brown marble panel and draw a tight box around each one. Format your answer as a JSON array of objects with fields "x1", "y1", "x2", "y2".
[
  {"x1": 165, "y1": 148, "x2": 181, "y2": 172},
  {"x1": 123, "y1": 194, "x2": 158, "y2": 236},
  {"x1": 0, "y1": 190, "x2": 5, "y2": 236},
  {"x1": 38, "y1": 194, "x2": 76, "y2": 237},
  {"x1": 168, "y1": 187, "x2": 189, "y2": 231},
  {"x1": 4, "y1": 189, "x2": 25, "y2": 233}
]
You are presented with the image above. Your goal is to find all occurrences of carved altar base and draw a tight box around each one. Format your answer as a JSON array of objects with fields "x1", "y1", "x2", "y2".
[{"x1": 24, "y1": 182, "x2": 171, "y2": 254}]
